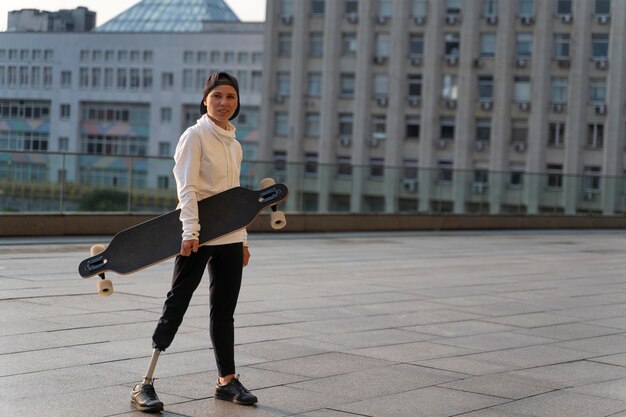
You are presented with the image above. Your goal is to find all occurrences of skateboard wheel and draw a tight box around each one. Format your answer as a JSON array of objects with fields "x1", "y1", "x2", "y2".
[
  {"x1": 90, "y1": 244, "x2": 106, "y2": 256},
  {"x1": 260, "y1": 178, "x2": 275, "y2": 188},
  {"x1": 97, "y1": 279, "x2": 113, "y2": 296},
  {"x1": 271, "y1": 210, "x2": 286, "y2": 230}
]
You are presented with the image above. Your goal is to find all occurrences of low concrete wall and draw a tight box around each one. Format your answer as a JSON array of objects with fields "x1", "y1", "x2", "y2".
[{"x1": 1, "y1": 213, "x2": 626, "y2": 237}]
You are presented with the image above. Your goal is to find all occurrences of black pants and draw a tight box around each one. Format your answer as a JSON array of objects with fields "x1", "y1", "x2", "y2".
[{"x1": 152, "y1": 243, "x2": 243, "y2": 377}]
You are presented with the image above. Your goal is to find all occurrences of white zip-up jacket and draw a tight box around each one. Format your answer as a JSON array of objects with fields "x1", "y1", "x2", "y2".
[{"x1": 173, "y1": 114, "x2": 247, "y2": 246}]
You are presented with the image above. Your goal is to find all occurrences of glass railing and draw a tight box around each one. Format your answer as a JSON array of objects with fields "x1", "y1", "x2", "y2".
[{"x1": 1, "y1": 150, "x2": 625, "y2": 215}]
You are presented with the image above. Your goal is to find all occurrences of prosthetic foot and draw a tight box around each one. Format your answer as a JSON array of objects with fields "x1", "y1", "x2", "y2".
[{"x1": 131, "y1": 349, "x2": 164, "y2": 413}]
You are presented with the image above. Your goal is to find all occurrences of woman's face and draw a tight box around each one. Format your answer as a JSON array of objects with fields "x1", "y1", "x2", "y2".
[{"x1": 204, "y1": 84, "x2": 238, "y2": 128}]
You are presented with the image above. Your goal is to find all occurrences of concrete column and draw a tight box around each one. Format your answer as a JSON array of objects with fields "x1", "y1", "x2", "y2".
[
  {"x1": 316, "y1": 0, "x2": 342, "y2": 213},
  {"x1": 601, "y1": 0, "x2": 626, "y2": 214},
  {"x1": 488, "y1": 4, "x2": 516, "y2": 213},
  {"x1": 563, "y1": 0, "x2": 593, "y2": 214},
  {"x1": 452, "y1": 0, "x2": 481, "y2": 214},
  {"x1": 418, "y1": 0, "x2": 444, "y2": 212},
  {"x1": 351, "y1": 0, "x2": 374, "y2": 213},
  {"x1": 524, "y1": 0, "x2": 553, "y2": 213},
  {"x1": 384, "y1": 0, "x2": 410, "y2": 213}
]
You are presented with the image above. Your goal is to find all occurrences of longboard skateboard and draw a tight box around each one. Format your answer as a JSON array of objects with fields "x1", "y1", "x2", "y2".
[{"x1": 79, "y1": 178, "x2": 288, "y2": 295}]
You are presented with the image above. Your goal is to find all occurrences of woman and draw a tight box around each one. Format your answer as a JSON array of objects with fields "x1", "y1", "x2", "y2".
[{"x1": 131, "y1": 71, "x2": 257, "y2": 413}]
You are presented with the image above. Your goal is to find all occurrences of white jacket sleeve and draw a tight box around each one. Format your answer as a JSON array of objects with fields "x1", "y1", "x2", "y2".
[{"x1": 173, "y1": 130, "x2": 202, "y2": 241}]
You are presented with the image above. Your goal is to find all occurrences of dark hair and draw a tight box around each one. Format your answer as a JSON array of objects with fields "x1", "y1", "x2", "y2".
[{"x1": 199, "y1": 71, "x2": 240, "y2": 120}]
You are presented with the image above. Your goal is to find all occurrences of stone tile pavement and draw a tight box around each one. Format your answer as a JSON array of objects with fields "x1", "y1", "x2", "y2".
[{"x1": 2, "y1": 230, "x2": 626, "y2": 416}]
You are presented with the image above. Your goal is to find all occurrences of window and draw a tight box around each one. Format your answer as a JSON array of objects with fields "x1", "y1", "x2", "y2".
[
  {"x1": 309, "y1": 32, "x2": 324, "y2": 57},
  {"x1": 370, "y1": 157, "x2": 384, "y2": 179},
  {"x1": 211, "y1": 51, "x2": 221, "y2": 63},
  {"x1": 252, "y1": 52, "x2": 263, "y2": 64},
  {"x1": 592, "y1": 34, "x2": 609, "y2": 60},
  {"x1": 514, "y1": 77, "x2": 531, "y2": 102},
  {"x1": 237, "y1": 52, "x2": 249, "y2": 64},
  {"x1": 224, "y1": 52, "x2": 235, "y2": 64},
  {"x1": 308, "y1": 72, "x2": 322, "y2": 97},
  {"x1": 440, "y1": 116, "x2": 455, "y2": 139},
  {"x1": 280, "y1": 0, "x2": 294, "y2": 17},
  {"x1": 118, "y1": 50, "x2": 128, "y2": 61},
  {"x1": 548, "y1": 121, "x2": 566, "y2": 147},
  {"x1": 478, "y1": 76, "x2": 494, "y2": 101},
  {"x1": 476, "y1": 117, "x2": 491, "y2": 142},
  {"x1": 483, "y1": 0, "x2": 498, "y2": 17},
  {"x1": 438, "y1": 160, "x2": 453, "y2": 182},
  {"x1": 554, "y1": 34, "x2": 570, "y2": 58},
  {"x1": 339, "y1": 113, "x2": 353, "y2": 135},
  {"x1": 160, "y1": 107, "x2": 172, "y2": 123},
  {"x1": 311, "y1": 0, "x2": 325, "y2": 16},
  {"x1": 408, "y1": 75, "x2": 422, "y2": 97},
  {"x1": 305, "y1": 112, "x2": 320, "y2": 137},
  {"x1": 274, "y1": 150, "x2": 287, "y2": 173},
  {"x1": 444, "y1": 33, "x2": 460, "y2": 57},
  {"x1": 378, "y1": 0, "x2": 392, "y2": 19},
  {"x1": 30, "y1": 67, "x2": 40, "y2": 87},
  {"x1": 305, "y1": 152, "x2": 318, "y2": 175},
  {"x1": 518, "y1": 0, "x2": 535, "y2": 16},
  {"x1": 556, "y1": 0, "x2": 572, "y2": 15},
  {"x1": 510, "y1": 166, "x2": 524, "y2": 186},
  {"x1": 80, "y1": 50, "x2": 89, "y2": 61},
  {"x1": 340, "y1": 73, "x2": 355, "y2": 96},
  {"x1": 446, "y1": 0, "x2": 462, "y2": 15},
  {"x1": 117, "y1": 68, "x2": 127, "y2": 89},
  {"x1": 92, "y1": 50, "x2": 102, "y2": 61},
  {"x1": 144, "y1": 50, "x2": 153, "y2": 63},
  {"x1": 589, "y1": 78, "x2": 606, "y2": 104},
  {"x1": 516, "y1": 33, "x2": 533, "y2": 57},
  {"x1": 474, "y1": 169, "x2": 489, "y2": 185},
  {"x1": 337, "y1": 154, "x2": 352, "y2": 176},
  {"x1": 130, "y1": 68, "x2": 140, "y2": 89},
  {"x1": 276, "y1": 72, "x2": 290, "y2": 97},
  {"x1": 595, "y1": 0, "x2": 610, "y2": 16},
  {"x1": 143, "y1": 69, "x2": 152, "y2": 90},
  {"x1": 345, "y1": 0, "x2": 358, "y2": 15},
  {"x1": 406, "y1": 115, "x2": 420, "y2": 139},
  {"x1": 61, "y1": 71, "x2": 71, "y2": 88},
  {"x1": 583, "y1": 166, "x2": 601, "y2": 192},
  {"x1": 442, "y1": 74, "x2": 458, "y2": 100},
  {"x1": 372, "y1": 115, "x2": 387, "y2": 141},
  {"x1": 157, "y1": 176, "x2": 169, "y2": 189},
  {"x1": 183, "y1": 51, "x2": 194, "y2": 63},
  {"x1": 104, "y1": 50, "x2": 114, "y2": 61},
  {"x1": 182, "y1": 69, "x2": 193, "y2": 91},
  {"x1": 404, "y1": 159, "x2": 418, "y2": 179},
  {"x1": 158, "y1": 142, "x2": 170, "y2": 157},
  {"x1": 512, "y1": 120, "x2": 528, "y2": 143},
  {"x1": 551, "y1": 77, "x2": 568, "y2": 103},
  {"x1": 342, "y1": 33, "x2": 357, "y2": 56},
  {"x1": 412, "y1": 0, "x2": 427, "y2": 18},
  {"x1": 373, "y1": 73, "x2": 389, "y2": 98},
  {"x1": 409, "y1": 35, "x2": 424, "y2": 58},
  {"x1": 91, "y1": 68, "x2": 100, "y2": 88},
  {"x1": 130, "y1": 50, "x2": 140, "y2": 62},
  {"x1": 587, "y1": 123, "x2": 604, "y2": 148},
  {"x1": 375, "y1": 33, "x2": 390, "y2": 59},
  {"x1": 275, "y1": 112, "x2": 288, "y2": 136},
  {"x1": 60, "y1": 104, "x2": 70, "y2": 119},
  {"x1": 58, "y1": 137, "x2": 69, "y2": 152},
  {"x1": 547, "y1": 164, "x2": 563, "y2": 188},
  {"x1": 104, "y1": 69, "x2": 113, "y2": 89},
  {"x1": 251, "y1": 71, "x2": 262, "y2": 92},
  {"x1": 162, "y1": 72, "x2": 174, "y2": 89},
  {"x1": 480, "y1": 33, "x2": 496, "y2": 57},
  {"x1": 278, "y1": 32, "x2": 291, "y2": 57}
]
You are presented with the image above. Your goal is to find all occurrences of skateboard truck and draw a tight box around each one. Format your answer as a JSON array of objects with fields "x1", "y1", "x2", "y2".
[
  {"x1": 260, "y1": 178, "x2": 286, "y2": 230},
  {"x1": 90, "y1": 244, "x2": 113, "y2": 296}
]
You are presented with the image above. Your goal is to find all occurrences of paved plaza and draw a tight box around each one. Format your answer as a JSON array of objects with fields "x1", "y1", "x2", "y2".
[{"x1": 3, "y1": 230, "x2": 626, "y2": 416}]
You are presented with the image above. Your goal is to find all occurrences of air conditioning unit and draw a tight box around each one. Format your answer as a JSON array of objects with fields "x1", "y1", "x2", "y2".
[
  {"x1": 472, "y1": 182, "x2": 487, "y2": 194},
  {"x1": 516, "y1": 58, "x2": 527, "y2": 68},
  {"x1": 514, "y1": 141, "x2": 527, "y2": 152},
  {"x1": 446, "y1": 14, "x2": 461, "y2": 25},
  {"x1": 557, "y1": 57, "x2": 570, "y2": 68},
  {"x1": 560, "y1": 14, "x2": 573, "y2": 24},
  {"x1": 552, "y1": 102, "x2": 564, "y2": 113},
  {"x1": 596, "y1": 15, "x2": 610, "y2": 25},
  {"x1": 281, "y1": 15, "x2": 293, "y2": 25},
  {"x1": 474, "y1": 140, "x2": 487, "y2": 151},
  {"x1": 595, "y1": 59, "x2": 608, "y2": 70},
  {"x1": 338, "y1": 135, "x2": 351, "y2": 147},
  {"x1": 446, "y1": 55, "x2": 459, "y2": 66},
  {"x1": 583, "y1": 191, "x2": 595, "y2": 201},
  {"x1": 408, "y1": 96, "x2": 420, "y2": 107},
  {"x1": 376, "y1": 96, "x2": 389, "y2": 107},
  {"x1": 373, "y1": 55, "x2": 387, "y2": 64},
  {"x1": 410, "y1": 56, "x2": 422, "y2": 66},
  {"x1": 414, "y1": 16, "x2": 426, "y2": 25},
  {"x1": 376, "y1": 15, "x2": 390, "y2": 24},
  {"x1": 473, "y1": 58, "x2": 483, "y2": 68},
  {"x1": 520, "y1": 15, "x2": 534, "y2": 25},
  {"x1": 445, "y1": 99, "x2": 457, "y2": 109},
  {"x1": 403, "y1": 179, "x2": 417, "y2": 192},
  {"x1": 479, "y1": 100, "x2": 493, "y2": 111},
  {"x1": 345, "y1": 13, "x2": 358, "y2": 23},
  {"x1": 370, "y1": 134, "x2": 385, "y2": 147},
  {"x1": 275, "y1": 94, "x2": 286, "y2": 103},
  {"x1": 595, "y1": 104, "x2": 607, "y2": 114},
  {"x1": 485, "y1": 14, "x2": 498, "y2": 25},
  {"x1": 518, "y1": 101, "x2": 530, "y2": 111},
  {"x1": 436, "y1": 138, "x2": 448, "y2": 149}
]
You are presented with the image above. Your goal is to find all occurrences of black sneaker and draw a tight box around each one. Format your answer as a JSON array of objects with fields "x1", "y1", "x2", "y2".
[
  {"x1": 131, "y1": 382, "x2": 164, "y2": 413},
  {"x1": 215, "y1": 375, "x2": 258, "y2": 405}
]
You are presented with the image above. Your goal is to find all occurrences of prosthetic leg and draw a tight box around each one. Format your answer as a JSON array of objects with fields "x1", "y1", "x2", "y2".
[
  {"x1": 143, "y1": 348, "x2": 161, "y2": 384},
  {"x1": 130, "y1": 349, "x2": 164, "y2": 412}
]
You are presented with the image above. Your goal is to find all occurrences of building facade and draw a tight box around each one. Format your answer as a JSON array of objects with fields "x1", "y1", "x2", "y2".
[
  {"x1": 8, "y1": 7, "x2": 96, "y2": 32},
  {"x1": 0, "y1": 0, "x2": 264, "y2": 211},
  {"x1": 259, "y1": 0, "x2": 626, "y2": 215}
]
